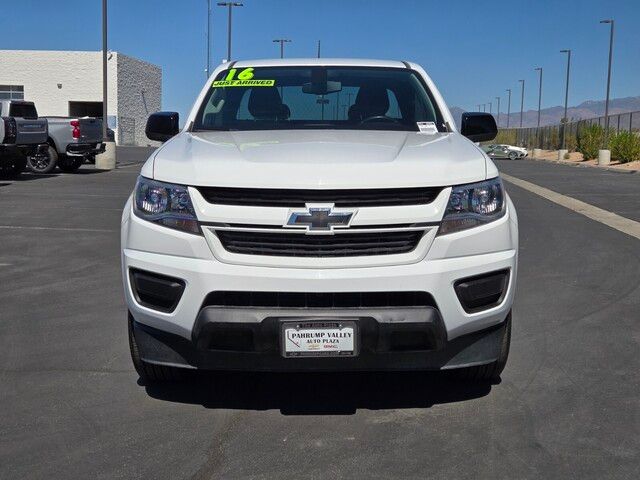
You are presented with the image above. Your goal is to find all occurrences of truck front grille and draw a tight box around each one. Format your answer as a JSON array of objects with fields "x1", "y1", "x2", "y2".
[
  {"x1": 215, "y1": 230, "x2": 425, "y2": 257},
  {"x1": 197, "y1": 186, "x2": 442, "y2": 207}
]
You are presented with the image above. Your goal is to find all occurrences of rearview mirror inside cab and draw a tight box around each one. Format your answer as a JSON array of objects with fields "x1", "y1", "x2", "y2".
[
  {"x1": 460, "y1": 112, "x2": 497, "y2": 143},
  {"x1": 146, "y1": 112, "x2": 180, "y2": 142}
]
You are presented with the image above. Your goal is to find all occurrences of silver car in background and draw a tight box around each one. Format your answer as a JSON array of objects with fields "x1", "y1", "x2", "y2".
[{"x1": 484, "y1": 144, "x2": 528, "y2": 160}]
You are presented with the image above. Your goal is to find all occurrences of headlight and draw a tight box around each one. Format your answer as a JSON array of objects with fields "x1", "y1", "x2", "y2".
[
  {"x1": 438, "y1": 177, "x2": 506, "y2": 235},
  {"x1": 133, "y1": 176, "x2": 200, "y2": 234}
]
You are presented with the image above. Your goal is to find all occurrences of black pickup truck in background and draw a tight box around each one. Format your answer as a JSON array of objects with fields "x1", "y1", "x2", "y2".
[{"x1": 0, "y1": 100, "x2": 48, "y2": 178}]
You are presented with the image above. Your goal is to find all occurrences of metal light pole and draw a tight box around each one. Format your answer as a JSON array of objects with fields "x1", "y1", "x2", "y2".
[
  {"x1": 273, "y1": 38, "x2": 291, "y2": 58},
  {"x1": 600, "y1": 19, "x2": 615, "y2": 145},
  {"x1": 506, "y1": 89, "x2": 511, "y2": 128},
  {"x1": 560, "y1": 49, "x2": 572, "y2": 148},
  {"x1": 317, "y1": 40, "x2": 321, "y2": 58},
  {"x1": 518, "y1": 79, "x2": 525, "y2": 128},
  {"x1": 102, "y1": 0, "x2": 108, "y2": 142},
  {"x1": 534, "y1": 67, "x2": 543, "y2": 129},
  {"x1": 489, "y1": 101, "x2": 492, "y2": 114},
  {"x1": 206, "y1": 0, "x2": 211, "y2": 76},
  {"x1": 217, "y1": 2, "x2": 243, "y2": 61},
  {"x1": 495, "y1": 96, "x2": 501, "y2": 127},
  {"x1": 477, "y1": 104, "x2": 481, "y2": 111}
]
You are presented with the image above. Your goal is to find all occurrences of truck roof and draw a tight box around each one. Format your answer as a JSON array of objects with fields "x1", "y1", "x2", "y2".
[{"x1": 230, "y1": 58, "x2": 414, "y2": 69}]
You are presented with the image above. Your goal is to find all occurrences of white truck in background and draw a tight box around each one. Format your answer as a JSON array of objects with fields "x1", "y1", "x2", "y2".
[{"x1": 0, "y1": 100, "x2": 48, "y2": 178}]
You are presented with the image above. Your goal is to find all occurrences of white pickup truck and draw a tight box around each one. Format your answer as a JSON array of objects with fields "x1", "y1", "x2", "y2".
[
  {"x1": 122, "y1": 59, "x2": 518, "y2": 384},
  {"x1": 0, "y1": 100, "x2": 48, "y2": 178}
]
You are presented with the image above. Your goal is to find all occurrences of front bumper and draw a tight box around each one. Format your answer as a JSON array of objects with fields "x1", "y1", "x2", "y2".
[{"x1": 122, "y1": 193, "x2": 518, "y2": 371}]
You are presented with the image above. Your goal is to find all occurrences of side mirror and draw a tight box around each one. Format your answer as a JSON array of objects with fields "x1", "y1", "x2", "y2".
[
  {"x1": 146, "y1": 112, "x2": 179, "y2": 142},
  {"x1": 460, "y1": 112, "x2": 497, "y2": 143}
]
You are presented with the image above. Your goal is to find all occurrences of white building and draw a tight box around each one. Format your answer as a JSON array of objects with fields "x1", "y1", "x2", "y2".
[{"x1": 0, "y1": 50, "x2": 161, "y2": 146}]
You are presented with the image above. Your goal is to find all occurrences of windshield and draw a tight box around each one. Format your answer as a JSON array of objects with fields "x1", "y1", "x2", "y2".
[{"x1": 193, "y1": 66, "x2": 445, "y2": 132}]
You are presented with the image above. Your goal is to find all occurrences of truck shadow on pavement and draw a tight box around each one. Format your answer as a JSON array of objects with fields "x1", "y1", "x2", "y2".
[{"x1": 144, "y1": 371, "x2": 493, "y2": 415}]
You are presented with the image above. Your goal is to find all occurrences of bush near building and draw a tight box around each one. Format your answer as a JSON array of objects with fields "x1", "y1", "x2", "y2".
[
  {"x1": 577, "y1": 124, "x2": 604, "y2": 160},
  {"x1": 609, "y1": 131, "x2": 640, "y2": 163}
]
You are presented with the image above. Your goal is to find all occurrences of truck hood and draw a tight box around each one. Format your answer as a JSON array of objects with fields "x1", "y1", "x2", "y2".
[{"x1": 150, "y1": 129, "x2": 489, "y2": 188}]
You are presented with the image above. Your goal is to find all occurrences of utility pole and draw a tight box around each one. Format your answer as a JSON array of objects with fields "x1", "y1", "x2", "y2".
[
  {"x1": 600, "y1": 19, "x2": 615, "y2": 145},
  {"x1": 477, "y1": 104, "x2": 481, "y2": 111},
  {"x1": 495, "y1": 96, "x2": 501, "y2": 127},
  {"x1": 489, "y1": 101, "x2": 492, "y2": 114},
  {"x1": 518, "y1": 79, "x2": 525, "y2": 128},
  {"x1": 206, "y1": 0, "x2": 211, "y2": 76},
  {"x1": 560, "y1": 49, "x2": 572, "y2": 149},
  {"x1": 535, "y1": 67, "x2": 543, "y2": 129},
  {"x1": 317, "y1": 40, "x2": 321, "y2": 58},
  {"x1": 217, "y1": 2, "x2": 243, "y2": 61},
  {"x1": 506, "y1": 89, "x2": 511, "y2": 128},
  {"x1": 102, "y1": 0, "x2": 108, "y2": 142},
  {"x1": 273, "y1": 38, "x2": 292, "y2": 58}
]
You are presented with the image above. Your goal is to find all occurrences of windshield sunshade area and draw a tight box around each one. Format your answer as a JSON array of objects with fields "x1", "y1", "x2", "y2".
[{"x1": 193, "y1": 66, "x2": 445, "y2": 132}]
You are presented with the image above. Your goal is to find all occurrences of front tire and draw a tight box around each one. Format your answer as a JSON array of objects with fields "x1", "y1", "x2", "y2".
[
  {"x1": 128, "y1": 314, "x2": 183, "y2": 383},
  {"x1": 28, "y1": 144, "x2": 58, "y2": 174},
  {"x1": 456, "y1": 313, "x2": 511, "y2": 382},
  {"x1": 508, "y1": 151, "x2": 518, "y2": 160}
]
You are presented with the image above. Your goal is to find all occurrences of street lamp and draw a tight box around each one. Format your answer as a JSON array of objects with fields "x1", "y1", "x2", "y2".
[
  {"x1": 505, "y1": 89, "x2": 511, "y2": 128},
  {"x1": 102, "y1": 0, "x2": 108, "y2": 142},
  {"x1": 534, "y1": 67, "x2": 543, "y2": 130},
  {"x1": 273, "y1": 38, "x2": 292, "y2": 58},
  {"x1": 560, "y1": 49, "x2": 572, "y2": 149},
  {"x1": 217, "y1": 2, "x2": 243, "y2": 61},
  {"x1": 206, "y1": 0, "x2": 212, "y2": 77},
  {"x1": 518, "y1": 79, "x2": 525, "y2": 128},
  {"x1": 489, "y1": 101, "x2": 492, "y2": 115},
  {"x1": 600, "y1": 19, "x2": 615, "y2": 145},
  {"x1": 495, "y1": 97, "x2": 501, "y2": 127}
]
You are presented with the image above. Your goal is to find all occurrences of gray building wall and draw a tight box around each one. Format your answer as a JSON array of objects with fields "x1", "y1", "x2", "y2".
[{"x1": 116, "y1": 53, "x2": 162, "y2": 146}]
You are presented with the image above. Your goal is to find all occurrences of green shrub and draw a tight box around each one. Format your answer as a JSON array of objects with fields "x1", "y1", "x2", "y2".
[
  {"x1": 493, "y1": 129, "x2": 517, "y2": 146},
  {"x1": 577, "y1": 124, "x2": 604, "y2": 160},
  {"x1": 609, "y1": 131, "x2": 640, "y2": 163},
  {"x1": 565, "y1": 133, "x2": 578, "y2": 152},
  {"x1": 564, "y1": 152, "x2": 571, "y2": 160}
]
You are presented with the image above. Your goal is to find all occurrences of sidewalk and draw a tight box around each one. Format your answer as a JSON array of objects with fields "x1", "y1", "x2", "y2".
[
  {"x1": 530, "y1": 149, "x2": 640, "y2": 173},
  {"x1": 495, "y1": 158, "x2": 640, "y2": 222}
]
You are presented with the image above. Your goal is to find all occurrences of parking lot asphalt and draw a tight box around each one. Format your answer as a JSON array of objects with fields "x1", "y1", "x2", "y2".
[{"x1": 1, "y1": 152, "x2": 638, "y2": 479}]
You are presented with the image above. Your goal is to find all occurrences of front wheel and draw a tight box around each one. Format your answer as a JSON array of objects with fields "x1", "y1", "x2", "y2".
[
  {"x1": 128, "y1": 313, "x2": 183, "y2": 383},
  {"x1": 508, "y1": 151, "x2": 518, "y2": 160},
  {"x1": 28, "y1": 145, "x2": 58, "y2": 174},
  {"x1": 455, "y1": 313, "x2": 511, "y2": 382}
]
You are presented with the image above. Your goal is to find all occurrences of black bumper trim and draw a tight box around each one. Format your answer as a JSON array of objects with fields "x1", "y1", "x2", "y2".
[{"x1": 130, "y1": 307, "x2": 509, "y2": 372}]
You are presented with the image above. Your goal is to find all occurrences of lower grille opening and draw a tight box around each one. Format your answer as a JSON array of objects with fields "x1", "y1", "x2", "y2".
[
  {"x1": 454, "y1": 269, "x2": 510, "y2": 313},
  {"x1": 129, "y1": 268, "x2": 185, "y2": 313},
  {"x1": 215, "y1": 230, "x2": 425, "y2": 257},
  {"x1": 202, "y1": 291, "x2": 437, "y2": 309}
]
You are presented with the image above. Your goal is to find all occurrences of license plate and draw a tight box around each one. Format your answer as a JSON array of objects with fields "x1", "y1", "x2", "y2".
[{"x1": 282, "y1": 321, "x2": 357, "y2": 357}]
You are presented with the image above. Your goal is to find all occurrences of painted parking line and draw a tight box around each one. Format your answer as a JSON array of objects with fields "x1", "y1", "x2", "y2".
[{"x1": 502, "y1": 173, "x2": 640, "y2": 241}]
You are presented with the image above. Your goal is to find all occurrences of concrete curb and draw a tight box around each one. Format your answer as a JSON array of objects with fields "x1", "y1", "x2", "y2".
[{"x1": 529, "y1": 156, "x2": 639, "y2": 174}]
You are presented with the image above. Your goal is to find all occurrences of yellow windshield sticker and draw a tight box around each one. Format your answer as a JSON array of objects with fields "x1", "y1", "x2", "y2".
[
  {"x1": 212, "y1": 79, "x2": 275, "y2": 87},
  {"x1": 213, "y1": 67, "x2": 275, "y2": 87}
]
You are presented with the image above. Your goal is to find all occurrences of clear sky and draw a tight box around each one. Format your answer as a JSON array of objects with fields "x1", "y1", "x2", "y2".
[{"x1": 2, "y1": 0, "x2": 639, "y2": 119}]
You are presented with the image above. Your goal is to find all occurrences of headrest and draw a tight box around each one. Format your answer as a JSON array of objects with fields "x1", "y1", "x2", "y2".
[{"x1": 248, "y1": 87, "x2": 290, "y2": 120}]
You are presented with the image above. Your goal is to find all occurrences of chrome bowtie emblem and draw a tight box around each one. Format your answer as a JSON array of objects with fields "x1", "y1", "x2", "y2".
[{"x1": 285, "y1": 204, "x2": 355, "y2": 234}]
